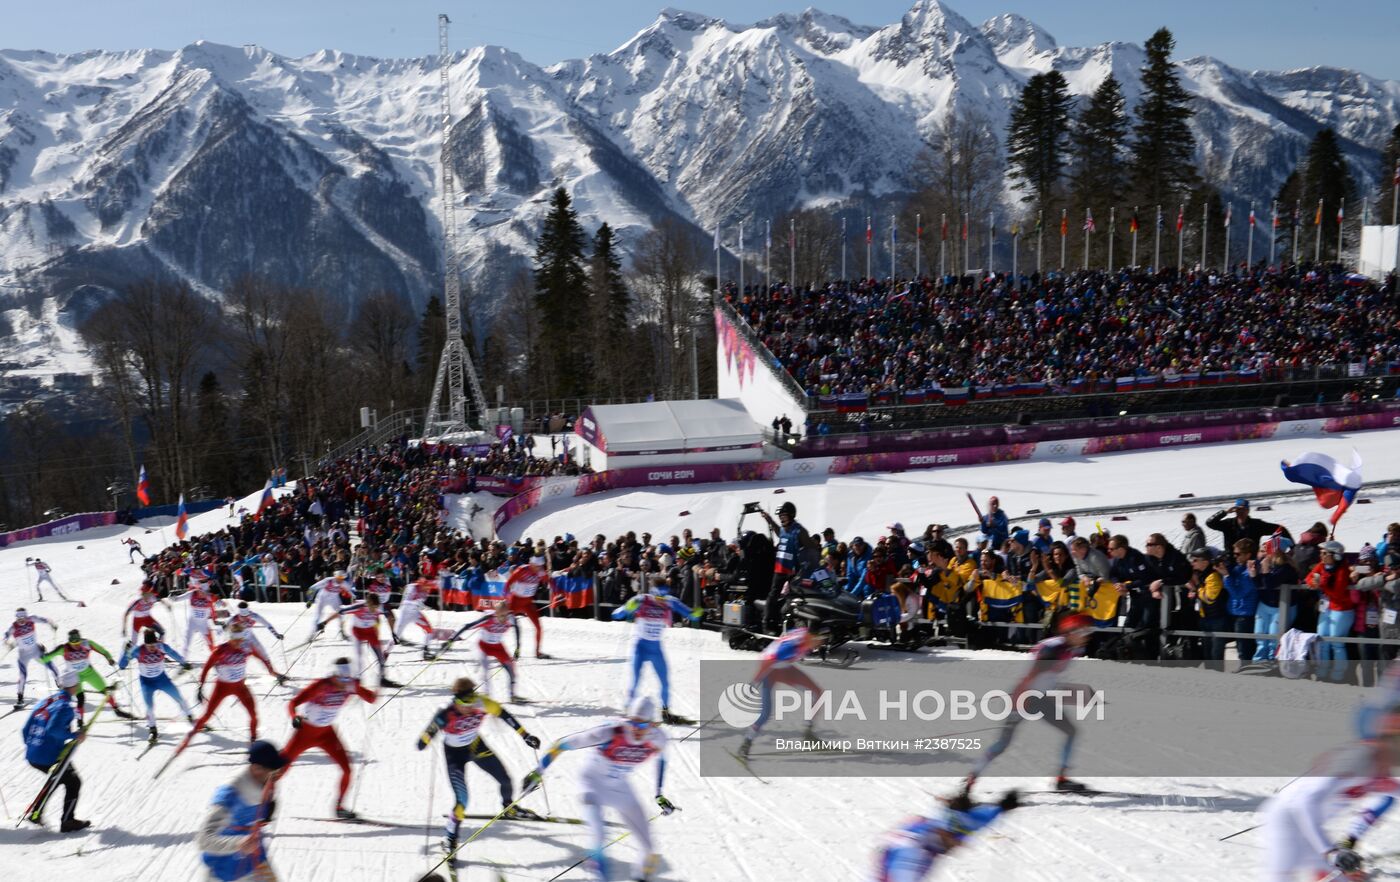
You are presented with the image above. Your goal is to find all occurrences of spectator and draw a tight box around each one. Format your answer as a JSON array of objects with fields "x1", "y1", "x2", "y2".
[
  {"x1": 861, "y1": 545, "x2": 898, "y2": 600},
  {"x1": 1292, "y1": 522, "x2": 1328, "y2": 578},
  {"x1": 1223, "y1": 539, "x2": 1260, "y2": 663},
  {"x1": 978, "y1": 497, "x2": 1009, "y2": 551},
  {"x1": 1057, "y1": 517, "x2": 1079, "y2": 546},
  {"x1": 1187, "y1": 549, "x2": 1228, "y2": 661},
  {"x1": 1376, "y1": 522, "x2": 1400, "y2": 560},
  {"x1": 1178, "y1": 513, "x2": 1207, "y2": 556},
  {"x1": 1352, "y1": 545, "x2": 1384, "y2": 686},
  {"x1": 1307, "y1": 541, "x2": 1354, "y2": 682},
  {"x1": 1069, "y1": 537, "x2": 1111, "y2": 591},
  {"x1": 1031, "y1": 518, "x2": 1054, "y2": 554},
  {"x1": 1205, "y1": 498, "x2": 1282, "y2": 549},
  {"x1": 1373, "y1": 548, "x2": 1400, "y2": 648},
  {"x1": 1107, "y1": 535, "x2": 1154, "y2": 629},
  {"x1": 1253, "y1": 535, "x2": 1299, "y2": 661},
  {"x1": 973, "y1": 551, "x2": 1021, "y2": 633},
  {"x1": 950, "y1": 538, "x2": 977, "y2": 582},
  {"x1": 844, "y1": 537, "x2": 872, "y2": 597}
]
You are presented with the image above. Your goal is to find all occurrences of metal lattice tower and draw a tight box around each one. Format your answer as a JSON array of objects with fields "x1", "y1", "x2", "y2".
[{"x1": 425, "y1": 12, "x2": 488, "y2": 437}]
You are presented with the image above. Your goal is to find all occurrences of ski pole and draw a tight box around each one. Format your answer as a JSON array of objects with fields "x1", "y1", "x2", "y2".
[
  {"x1": 547, "y1": 811, "x2": 666, "y2": 881},
  {"x1": 534, "y1": 745, "x2": 552, "y2": 817}
]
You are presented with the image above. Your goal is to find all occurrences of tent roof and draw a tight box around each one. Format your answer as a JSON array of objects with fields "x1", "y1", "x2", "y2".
[{"x1": 578, "y1": 399, "x2": 762, "y2": 453}]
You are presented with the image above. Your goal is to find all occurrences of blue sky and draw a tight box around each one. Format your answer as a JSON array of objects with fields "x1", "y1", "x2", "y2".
[{"x1": 7, "y1": 1, "x2": 1400, "y2": 80}]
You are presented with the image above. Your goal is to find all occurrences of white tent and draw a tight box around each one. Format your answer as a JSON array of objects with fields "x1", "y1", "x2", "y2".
[
  {"x1": 574, "y1": 399, "x2": 764, "y2": 470},
  {"x1": 1360, "y1": 225, "x2": 1399, "y2": 277}
]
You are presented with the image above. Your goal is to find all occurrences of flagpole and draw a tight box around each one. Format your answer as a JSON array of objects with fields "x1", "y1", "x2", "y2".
[
  {"x1": 1131, "y1": 205, "x2": 1138, "y2": 268},
  {"x1": 1177, "y1": 203, "x2": 1185, "y2": 270},
  {"x1": 963, "y1": 212, "x2": 970, "y2": 274},
  {"x1": 987, "y1": 212, "x2": 994, "y2": 276},
  {"x1": 1314, "y1": 199, "x2": 1323, "y2": 264},
  {"x1": 865, "y1": 216, "x2": 872, "y2": 281},
  {"x1": 1223, "y1": 204, "x2": 1231, "y2": 274},
  {"x1": 738, "y1": 221, "x2": 744, "y2": 294},
  {"x1": 1036, "y1": 210, "x2": 1043, "y2": 275},
  {"x1": 915, "y1": 213, "x2": 921, "y2": 278},
  {"x1": 765, "y1": 220, "x2": 771, "y2": 291},
  {"x1": 1271, "y1": 201, "x2": 1277, "y2": 265},
  {"x1": 1108, "y1": 207, "x2": 1115, "y2": 272},
  {"x1": 1059, "y1": 208, "x2": 1066, "y2": 271},
  {"x1": 1012, "y1": 224, "x2": 1019, "y2": 289},
  {"x1": 939, "y1": 213, "x2": 946, "y2": 281},
  {"x1": 1336, "y1": 198, "x2": 1344, "y2": 264},
  {"x1": 1292, "y1": 200, "x2": 1300, "y2": 265},
  {"x1": 1198, "y1": 203, "x2": 1209, "y2": 270},
  {"x1": 890, "y1": 214, "x2": 896, "y2": 280},
  {"x1": 1246, "y1": 202, "x2": 1254, "y2": 271},
  {"x1": 715, "y1": 227, "x2": 721, "y2": 295},
  {"x1": 840, "y1": 217, "x2": 846, "y2": 281},
  {"x1": 790, "y1": 218, "x2": 796, "y2": 286},
  {"x1": 1154, "y1": 204, "x2": 1161, "y2": 271},
  {"x1": 1085, "y1": 208, "x2": 1092, "y2": 269}
]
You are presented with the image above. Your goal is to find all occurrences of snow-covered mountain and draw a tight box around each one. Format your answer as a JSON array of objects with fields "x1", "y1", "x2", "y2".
[{"x1": 2, "y1": 0, "x2": 1398, "y2": 378}]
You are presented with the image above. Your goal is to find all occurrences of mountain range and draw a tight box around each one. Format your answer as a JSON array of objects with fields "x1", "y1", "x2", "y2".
[{"x1": 2, "y1": 0, "x2": 1398, "y2": 379}]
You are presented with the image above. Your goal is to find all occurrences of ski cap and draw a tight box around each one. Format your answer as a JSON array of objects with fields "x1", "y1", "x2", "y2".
[
  {"x1": 333, "y1": 657, "x2": 354, "y2": 679},
  {"x1": 333, "y1": 570, "x2": 347, "y2": 579},
  {"x1": 58, "y1": 669, "x2": 79, "y2": 688},
  {"x1": 1321, "y1": 541, "x2": 1346, "y2": 555},
  {"x1": 1056, "y1": 613, "x2": 1094, "y2": 636},
  {"x1": 626, "y1": 695, "x2": 657, "y2": 722},
  {"x1": 248, "y1": 740, "x2": 287, "y2": 770},
  {"x1": 67, "y1": 629, "x2": 82, "y2": 642},
  {"x1": 14, "y1": 608, "x2": 26, "y2": 619}
]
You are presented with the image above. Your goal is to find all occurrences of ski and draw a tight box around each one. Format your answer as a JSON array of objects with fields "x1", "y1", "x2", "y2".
[
  {"x1": 0, "y1": 702, "x2": 28, "y2": 721},
  {"x1": 21, "y1": 702, "x2": 105, "y2": 826},
  {"x1": 294, "y1": 814, "x2": 427, "y2": 829},
  {"x1": 725, "y1": 749, "x2": 771, "y2": 784},
  {"x1": 459, "y1": 812, "x2": 622, "y2": 828}
]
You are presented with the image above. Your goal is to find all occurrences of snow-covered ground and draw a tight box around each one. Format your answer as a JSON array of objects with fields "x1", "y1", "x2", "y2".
[{"x1": 4, "y1": 436, "x2": 1400, "y2": 880}]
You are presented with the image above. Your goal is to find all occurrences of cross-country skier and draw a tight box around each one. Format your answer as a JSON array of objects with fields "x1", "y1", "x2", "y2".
[
  {"x1": 316, "y1": 593, "x2": 401, "y2": 687},
  {"x1": 436, "y1": 600, "x2": 520, "y2": 700},
  {"x1": 225, "y1": 601, "x2": 283, "y2": 658},
  {"x1": 119, "y1": 629, "x2": 195, "y2": 744},
  {"x1": 306, "y1": 570, "x2": 355, "y2": 641},
  {"x1": 395, "y1": 576, "x2": 438, "y2": 650},
  {"x1": 198, "y1": 739, "x2": 285, "y2": 882},
  {"x1": 737, "y1": 626, "x2": 826, "y2": 760},
  {"x1": 120, "y1": 537, "x2": 144, "y2": 564},
  {"x1": 41, "y1": 629, "x2": 135, "y2": 720},
  {"x1": 281, "y1": 657, "x2": 376, "y2": 820},
  {"x1": 1258, "y1": 712, "x2": 1400, "y2": 882},
  {"x1": 363, "y1": 564, "x2": 394, "y2": 606},
  {"x1": 416, "y1": 676, "x2": 542, "y2": 851},
  {"x1": 520, "y1": 695, "x2": 677, "y2": 882},
  {"x1": 176, "y1": 622, "x2": 287, "y2": 754},
  {"x1": 505, "y1": 553, "x2": 552, "y2": 659},
  {"x1": 21, "y1": 668, "x2": 89, "y2": 832},
  {"x1": 870, "y1": 791, "x2": 1020, "y2": 881},
  {"x1": 611, "y1": 582, "x2": 702, "y2": 725},
  {"x1": 962, "y1": 612, "x2": 1095, "y2": 794},
  {"x1": 28, "y1": 557, "x2": 73, "y2": 602},
  {"x1": 5, "y1": 607, "x2": 58, "y2": 708},
  {"x1": 123, "y1": 582, "x2": 173, "y2": 646},
  {"x1": 172, "y1": 575, "x2": 227, "y2": 657}
]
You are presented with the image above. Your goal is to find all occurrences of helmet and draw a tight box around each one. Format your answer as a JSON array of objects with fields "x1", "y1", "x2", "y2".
[
  {"x1": 626, "y1": 695, "x2": 657, "y2": 722},
  {"x1": 1056, "y1": 613, "x2": 1093, "y2": 635},
  {"x1": 1321, "y1": 541, "x2": 1346, "y2": 556},
  {"x1": 777, "y1": 501, "x2": 797, "y2": 518},
  {"x1": 67, "y1": 629, "x2": 82, "y2": 643}
]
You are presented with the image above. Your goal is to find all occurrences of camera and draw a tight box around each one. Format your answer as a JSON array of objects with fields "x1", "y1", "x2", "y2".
[{"x1": 741, "y1": 502, "x2": 763, "y2": 514}]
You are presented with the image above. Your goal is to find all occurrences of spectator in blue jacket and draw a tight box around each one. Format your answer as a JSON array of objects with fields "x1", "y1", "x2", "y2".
[
  {"x1": 1224, "y1": 538, "x2": 1261, "y2": 662},
  {"x1": 844, "y1": 537, "x2": 872, "y2": 597},
  {"x1": 1254, "y1": 536, "x2": 1299, "y2": 661},
  {"x1": 1108, "y1": 535, "x2": 1156, "y2": 629},
  {"x1": 978, "y1": 496, "x2": 1009, "y2": 551},
  {"x1": 1376, "y1": 522, "x2": 1400, "y2": 562},
  {"x1": 22, "y1": 668, "x2": 87, "y2": 831}
]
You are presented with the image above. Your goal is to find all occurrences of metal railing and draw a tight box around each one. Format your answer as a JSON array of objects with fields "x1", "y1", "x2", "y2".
[{"x1": 315, "y1": 408, "x2": 423, "y2": 469}]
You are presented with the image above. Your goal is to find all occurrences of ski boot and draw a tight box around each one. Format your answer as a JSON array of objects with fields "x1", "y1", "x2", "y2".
[
  {"x1": 635, "y1": 852, "x2": 662, "y2": 881},
  {"x1": 335, "y1": 805, "x2": 358, "y2": 820},
  {"x1": 536, "y1": 651, "x2": 552, "y2": 660},
  {"x1": 1054, "y1": 776, "x2": 1090, "y2": 793},
  {"x1": 501, "y1": 804, "x2": 544, "y2": 821},
  {"x1": 114, "y1": 706, "x2": 137, "y2": 721},
  {"x1": 148, "y1": 726, "x2": 159, "y2": 745},
  {"x1": 13, "y1": 696, "x2": 24, "y2": 710},
  {"x1": 737, "y1": 737, "x2": 752, "y2": 761},
  {"x1": 379, "y1": 676, "x2": 403, "y2": 688},
  {"x1": 513, "y1": 647, "x2": 521, "y2": 661},
  {"x1": 59, "y1": 817, "x2": 92, "y2": 833},
  {"x1": 421, "y1": 646, "x2": 434, "y2": 661},
  {"x1": 660, "y1": 706, "x2": 693, "y2": 725}
]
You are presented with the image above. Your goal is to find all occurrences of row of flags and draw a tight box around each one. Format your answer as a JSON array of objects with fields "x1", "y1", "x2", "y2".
[{"x1": 133, "y1": 463, "x2": 276, "y2": 541}]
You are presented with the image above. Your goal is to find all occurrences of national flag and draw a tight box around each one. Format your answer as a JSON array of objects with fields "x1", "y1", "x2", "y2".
[
  {"x1": 1059, "y1": 210, "x2": 1068, "y2": 237},
  {"x1": 136, "y1": 464, "x2": 151, "y2": 506},
  {"x1": 1175, "y1": 205, "x2": 1184, "y2": 233},
  {"x1": 765, "y1": 221, "x2": 771, "y2": 249},
  {"x1": 1280, "y1": 450, "x2": 1363, "y2": 527},
  {"x1": 175, "y1": 494, "x2": 189, "y2": 540},
  {"x1": 1157, "y1": 206, "x2": 1164, "y2": 230},
  {"x1": 1337, "y1": 200, "x2": 1344, "y2": 225},
  {"x1": 1224, "y1": 204, "x2": 1231, "y2": 228},
  {"x1": 1314, "y1": 200, "x2": 1323, "y2": 226},
  {"x1": 1293, "y1": 202, "x2": 1301, "y2": 224},
  {"x1": 738, "y1": 223, "x2": 744, "y2": 252},
  {"x1": 1129, "y1": 213, "x2": 1139, "y2": 233},
  {"x1": 1272, "y1": 206, "x2": 1279, "y2": 229},
  {"x1": 960, "y1": 215, "x2": 968, "y2": 241},
  {"x1": 1035, "y1": 211, "x2": 1043, "y2": 233},
  {"x1": 1249, "y1": 205, "x2": 1256, "y2": 227},
  {"x1": 256, "y1": 481, "x2": 274, "y2": 517},
  {"x1": 1394, "y1": 159, "x2": 1400, "y2": 187},
  {"x1": 866, "y1": 217, "x2": 872, "y2": 244},
  {"x1": 940, "y1": 214, "x2": 948, "y2": 241},
  {"x1": 1011, "y1": 221, "x2": 1019, "y2": 237},
  {"x1": 1083, "y1": 209, "x2": 1095, "y2": 233},
  {"x1": 713, "y1": 227, "x2": 719, "y2": 252},
  {"x1": 916, "y1": 214, "x2": 923, "y2": 238}
]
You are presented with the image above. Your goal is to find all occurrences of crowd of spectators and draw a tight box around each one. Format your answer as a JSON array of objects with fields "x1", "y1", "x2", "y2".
[{"x1": 725, "y1": 267, "x2": 1400, "y2": 397}]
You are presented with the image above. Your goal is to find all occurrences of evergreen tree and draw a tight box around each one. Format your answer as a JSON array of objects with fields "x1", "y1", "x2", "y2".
[
  {"x1": 1299, "y1": 128, "x2": 1355, "y2": 261},
  {"x1": 416, "y1": 295, "x2": 445, "y2": 398},
  {"x1": 1130, "y1": 27, "x2": 1198, "y2": 206},
  {"x1": 1272, "y1": 169, "x2": 1305, "y2": 263},
  {"x1": 1070, "y1": 74, "x2": 1130, "y2": 209},
  {"x1": 1373, "y1": 123, "x2": 1400, "y2": 223},
  {"x1": 1006, "y1": 71, "x2": 1073, "y2": 211},
  {"x1": 194, "y1": 371, "x2": 239, "y2": 495},
  {"x1": 587, "y1": 223, "x2": 631, "y2": 395},
  {"x1": 533, "y1": 187, "x2": 590, "y2": 398}
]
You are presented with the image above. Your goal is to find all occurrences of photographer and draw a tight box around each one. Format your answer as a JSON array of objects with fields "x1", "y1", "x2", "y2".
[
  {"x1": 1206, "y1": 498, "x2": 1282, "y2": 549},
  {"x1": 758, "y1": 501, "x2": 817, "y2": 634}
]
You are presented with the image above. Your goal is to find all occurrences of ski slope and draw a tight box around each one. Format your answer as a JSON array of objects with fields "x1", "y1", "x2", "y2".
[
  {"x1": 3, "y1": 438, "x2": 1400, "y2": 881},
  {"x1": 498, "y1": 427, "x2": 1400, "y2": 554}
]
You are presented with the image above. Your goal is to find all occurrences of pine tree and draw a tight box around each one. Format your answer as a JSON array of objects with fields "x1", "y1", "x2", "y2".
[
  {"x1": 194, "y1": 371, "x2": 238, "y2": 495},
  {"x1": 1372, "y1": 123, "x2": 1400, "y2": 224},
  {"x1": 1006, "y1": 71, "x2": 1073, "y2": 212},
  {"x1": 533, "y1": 187, "x2": 590, "y2": 398},
  {"x1": 1130, "y1": 27, "x2": 1198, "y2": 206},
  {"x1": 416, "y1": 295, "x2": 445, "y2": 398},
  {"x1": 587, "y1": 223, "x2": 631, "y2": 396},
  {"x1": 1070, "y1": 74, "x2": 1130, "y2": 210},
  {"x1": 1299, "y1": 128, "x2": 1355, "y2": 261},
  {"x1": 1273, "y1": 169, "x2": 1305, "y2": 263}
]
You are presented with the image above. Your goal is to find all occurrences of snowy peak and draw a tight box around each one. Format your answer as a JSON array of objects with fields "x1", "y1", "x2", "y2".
[{"x1": 980, "y1": 13, "x2": 1057, "y2": 61}]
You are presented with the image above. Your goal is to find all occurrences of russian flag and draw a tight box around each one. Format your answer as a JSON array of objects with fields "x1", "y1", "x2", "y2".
[
  {"x1": 555, "y1": 573, "x2": 594, "y2": 610},
  {"x1": 175, "y1": 494, "x2": 189, "y2": 540},
  {"x1": 470, "y1": 567, "x2": 510, "y2": 610},
  {"x1": 256, "y1": 481, "x2": 274, "y2": 517},
  {"x1": 1281, "y1": 450, "x2": 1363, "y2": 526},
  {"x1": 136, "y1": 464, "x2": 151, "y2": 506}
]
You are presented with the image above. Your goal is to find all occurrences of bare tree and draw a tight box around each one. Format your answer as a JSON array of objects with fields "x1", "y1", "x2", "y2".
[
  {"x1": 349, "y1": 289, "x2": 417, "y2": 412},
  {"x1": 771, "y1": 209, "x2": 846, "y2": 288},
  {"x1": 632, "y1": 218, "x2": 704, "y2": 399},
  {"x1": 226, "y1": 275, "x2": 293, "y2": 468},
  {"x1": 903, "y1": 107, "x2": 1004, "y2": 275}
]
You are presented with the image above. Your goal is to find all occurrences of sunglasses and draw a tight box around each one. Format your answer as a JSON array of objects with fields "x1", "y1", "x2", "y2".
[{"x1": 628, "y1": 719, "x2": 652, "y2": 729}]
